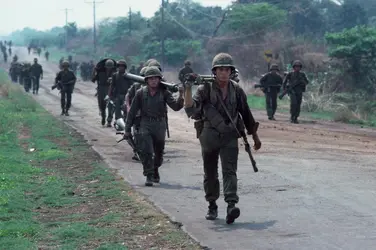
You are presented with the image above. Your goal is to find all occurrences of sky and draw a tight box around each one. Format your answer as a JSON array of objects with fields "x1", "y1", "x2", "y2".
[{"x1": 0, "y1": 0, "x2": 233, "y2": 35}]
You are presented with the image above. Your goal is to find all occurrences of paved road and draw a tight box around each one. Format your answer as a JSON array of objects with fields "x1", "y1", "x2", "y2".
[{"x1": 8, "y1": 47, "x2": 376, "y2": 250}]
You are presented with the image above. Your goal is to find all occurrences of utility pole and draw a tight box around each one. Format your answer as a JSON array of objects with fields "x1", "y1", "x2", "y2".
[
  {"x1": 61, "y1": 8, "x2": 73, "y2": 48},
  {"x1": 161, "y1": 0, "x2": 165, "y2": 69},
  {"x1": 85, "y1": 0, "x2": 103, "y2": 54},
  {"x1": 129, "y1": 7, "x2": 132, "y2": 35}
]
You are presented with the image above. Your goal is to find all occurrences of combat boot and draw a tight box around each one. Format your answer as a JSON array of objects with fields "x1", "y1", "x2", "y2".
[
  {"x1": 205, "y1": 201, "x2": 218, "y2": 220},
  {"x1": 65, "y1": 110, "x2": 70, "y2": 116},
  {"x1": 145, "y1": 175, "x2": 153, "y2": 186},
  {"x1": 61, "y1": 109, "x2": 65, "y2": 115},
  {"x1": 293, "y1": 118, "x2": 299, "y2": 124},
  {"x1": 226, "y1": 203, "x2": 240, "y2": 224},
  {"x1": 153, "y1": 168, "x2": 160, "y2": 183},
  {"x1": 101, "y1": 117, "x2": 105, "y2": 126}
]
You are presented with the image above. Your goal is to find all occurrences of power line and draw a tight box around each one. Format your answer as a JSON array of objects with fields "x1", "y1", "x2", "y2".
[
  {"x1": 85, "y1": 0, "x2": 103, "y2": 54},
  {"x1": 161, "y1": 0, "x2": 166, "y2": 69}
]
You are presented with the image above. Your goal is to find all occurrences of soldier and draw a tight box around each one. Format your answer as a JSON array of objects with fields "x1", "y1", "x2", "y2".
[
  {"x1": 54, "y1": 61, "x2": 77, "y2": 116},
  {"x1": 92, "y1": 59, "x2": 116, "y2": 127},
  {"x1": 3, "y1": 51, "x2": 7, "y2": 63},
  {"x1": 13, "y1": 54, "x2": 18, "y2": 62},
  {"x1": 178, "y1": 60, "x2": 194, "y2": 85},
  {"x1": 27, "y1": 46, "x2": 31, "y2": 55},
  {"x1": 184, "y1": 53, "x2": 262, "y2": 224},
  {"x1": 125, "y1": 66, "x2": 148, "y2": 161},
  {"x1": 37, "y1": 48, "x2": 42, "y2": 57},
  {"x1": 231, "y1": 68, "x2": 240, "y2": 83},
  {"x1": 129, "y1": 65, "x2": 137, "y2": 74},
  {"x1": 108, "y1": 59, "x2": 133, "y2": 130},
  {"x1": 9, "y1": 60, "x2": 21, "y2": 83},
  {"x1": 124, "y1": 66, "x2": 184, "y2": 186},
  {"x1": 282, "y1": 60, "x2": 309, "y2": 124},
  {"x1": 8, "y1": 47, "x2": 12, "y2": 56},
  {"x1": 136, "y1": 62, "x2": 144, "y2": 74},
  {"x1": 20, "y1": 63, "x2": 32, "y2": 92},
  {"x1": 30, "y1": 58, "x2": 43, "y2": 94},
  {"x1": 45, "y1": 51, "x2": 49, "y2": 61},
  {"x1": 259, "y1": 64, "x2": 283, "y2": 120}
]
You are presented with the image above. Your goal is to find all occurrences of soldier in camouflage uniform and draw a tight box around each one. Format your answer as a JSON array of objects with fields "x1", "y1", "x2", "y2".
[
  {"x1": 30, "y1": 58, "x2": 43, "y2": 95},
  {"x1": 124, "y1": 66, "x2": 184, "y2": 186},
  {"x1": 55, "y1": 61, "x2": 77, "y2": 116},
  {"x1": 20, "y1": 63, "x2": 32, "y2": 92},
  {"x1": 178, "y1": 60, "x2": 194, "y2": 85},
  {"x1": 108, "y1": 59, "x2": 133, "y2": 129},
  {"x1": 184, "y1": 53, "x2": 262, "y2": 224},
  {"x1": 45, "y1": 51, "x2": 49, "y2": 61},
  {"x1": 92, "y1": 59, "x2": 116, "y2": 127},
  {"x1": 259, "y1": 64, "x2": 283, "y2": 120},
  {"x1": 9, "y1": 60, "x2": 21, "y2": 83},
  {"x1": 282, "y1": 60, "x2": 309, "y2": 124},
  {"x1": 125, "y1": 66, "x2": 148, "y2": 161}
]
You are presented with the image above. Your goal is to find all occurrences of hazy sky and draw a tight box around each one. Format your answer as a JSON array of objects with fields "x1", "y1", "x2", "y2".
[{"x1": 0, "y1": 0, "x2": 232, "y2": 35}]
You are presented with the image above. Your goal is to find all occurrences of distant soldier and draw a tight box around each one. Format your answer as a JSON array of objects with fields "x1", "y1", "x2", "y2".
[
  {"x1": 125, "y1": 66, "x2": 148, "y2": 161},
  {"x1": 231, "y1": 69, "x2": 240, "y2": 83},
  {"x1": 20, "y1": 63, "x2": 32, "y2": 92},
  {"x1": 124, "y1": 66, "x2": 184, "y2": 186},
  {"x1": 178, "y1": 60, "x2": 194, "y2": 85},
  {"x1": 72, "y1": 61, "x2": 78, "y2": 76},
  {"x1": 13, "y1": 54, "x2": 18, "y2": 62},
  {"x1": 8, "y1": 47, "x2": 12, "y2": 56},
  {"x1": 92, "y1": 59, "x2": 116, "y2": 126},
  {"x1": 3, "y1": 52, "x2": 7, "y2": 63},
  {"x1": 9, "y1": 60, "x2": 21, "y2": 83},
  {"x1": 108, "y1": 59, "x2": 133, "y2": 130},
  {"x1": 30, "y1": 58, "x2": 43, "y2": 95},
  {"x1": 68, "y1": 55, "x2": 73, "y2": 64},
  {"x1": 136, "y1": 62, "x2": 144, "y2": 75},
  {"x1": 54, "y1": 61, "x2": 77, "y2": 116},
  {"x1": 37, "y1": 48, "x2": 42, "y2": 57},
  {"x1": 129, "y1": 65, "x2": 137, "y2": 74},
  {"x1": 45, "y1": 51, "x2": 50, "y2": 61},
  {"x1": 282, "y1": 60, "x2": 309, "y2": 124},
  {"x1": 27, "y1": 46, "x2": 31, "y2": 54}
]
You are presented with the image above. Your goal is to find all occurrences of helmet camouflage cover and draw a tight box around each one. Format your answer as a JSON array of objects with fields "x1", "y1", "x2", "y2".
[
  {"x1": 105, "y1": 59, "x2": 114, "y2": 68},
  {"x1": 144, "y1": 58, "x2": 158, "y2": 66},
  {"x1": 139, "y1": 66, "x2": 148, "y2": 76},
  {"x1": 62, "y1": 60, "x2": 69, "y2": 66},
  {"x1": 211, "y1": 53, "x2": 235, "y2": 71},
  {"x1": 184, "y1": 60, "x2": 191, "y2": 66},
  {"x1": 148, "y1": 60, "x2": 162, "y2": 71},
  {"x1": 292, "y1": 60, "x2": 303, "y2": 67},
  {"x1": 144, "y1": 66, "x2": 163, "y2": 79},
  {"x1": 270, "y1": 64, "x2": 279, "y2": 71},
  {"x1": 117, "y1": 59, "x2": 127, "y2": 68}
]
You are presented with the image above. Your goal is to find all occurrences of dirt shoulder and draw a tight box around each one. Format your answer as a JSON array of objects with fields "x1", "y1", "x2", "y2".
[{"x1": 0, "y1": 72, "x2": 201, "y2": 249}]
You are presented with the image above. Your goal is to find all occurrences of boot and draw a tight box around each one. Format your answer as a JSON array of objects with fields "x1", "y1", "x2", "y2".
[
  {"x1": 101, "y1": 117, "x2": 105, "y2": 126},
  {"x1": 205, "y1": 201, "x2": 218, "y2": 220},
  {"x1": 153, "y1": 168, "x2": 160, "y2": 183},
  {"x1": 290, "y1": 116, "x2": 295, "y2": 123},
  {"x1": 145, "y1": 175, "x2": 153, "y2": 187},
  {"x1": 65, "y1": 110, "x2": 70, "y2": 116},
  {"x1": 61, "y1": 109, "x2": 65, "y2": 115},
  {"x1": 226, "y1": 203, "x2": 240, "y2": 224},
  {"x1": 293, "y1": 118, "x2": 299, "y2": 124},
  {"x1": 106, "y1": 122, "x2": 112, "y2": 127}
]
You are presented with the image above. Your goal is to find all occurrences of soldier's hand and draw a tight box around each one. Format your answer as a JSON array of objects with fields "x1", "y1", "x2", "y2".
[{"x1": 252, "y1": 133, "x2": 261, "y2": 150}]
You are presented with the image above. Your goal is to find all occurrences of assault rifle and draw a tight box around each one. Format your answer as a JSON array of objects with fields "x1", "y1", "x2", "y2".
[
  {"x1": 116, "y1": 131, "x2": 140, "y2": 160},
  {"x1": 124, "y1": 73, "x2": 179, "y2": 93},
  {"x1": 51, "y1": 80, "x2": 75, "y2": 91},
  {"x1": 278, "y1": 72, "x2": 306, "y2": 100}
]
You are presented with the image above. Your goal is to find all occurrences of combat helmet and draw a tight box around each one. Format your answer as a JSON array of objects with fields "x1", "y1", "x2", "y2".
[
  {"x1": 105, "y1": 59, "x2": 114, "y2": 68},
  {"x1": 270, "y1": 64, "x2": 279, "y2": 71},
  {"x1": 148, "y1": 60, "x2": 162, "y2": 71},
  {"x1": 211, "y1": 53, "x2": 235, "y2": 71},
  {"x1": 145, "y1": 58, "x2": 158, "y2": 66},
  {"x1": 140, "y1": 66, "x2": 148, "y2": 77},
  {"x1": 144, "y1": 66, "x2": 163, "y2": 79},
  {"x1": 62, "y1": 60, "x2": 70, "y2": 67},
  {"x1": 292, "y1": 60, "x2": 303, "y2": 68},
  {"x1": 117, "y1": 59, "x2": 127, "y2": 68},
  {"x1": 184, "y1": 60, "x2": 191, "y2": 66}
]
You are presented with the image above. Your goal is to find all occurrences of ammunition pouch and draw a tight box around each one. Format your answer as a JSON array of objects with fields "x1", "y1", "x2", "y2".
[
  {"x1": 203, "y1": 103, "x2": 233, "y2": 134},
  {"x1": 194, "y1": 120, "x2": 204, "y2": 138}
]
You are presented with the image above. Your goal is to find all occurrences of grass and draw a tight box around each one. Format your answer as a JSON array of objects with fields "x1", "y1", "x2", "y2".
[
  {"x1": 0, "y1": 70, "x2": 201, "y2": 250},
  {"x1": 247, "y1": 94, "x2": 376, "y2": 127}
]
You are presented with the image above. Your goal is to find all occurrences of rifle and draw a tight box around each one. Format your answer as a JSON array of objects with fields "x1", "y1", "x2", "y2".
[
  {"x1": 116, "y1": 132, "x2": 140, "y2": 160},
  {"x1": 165, "y1": 112, "x2": 170, "y2": 138},
  {"x1": 279, "y1": 72, "x2": 306, "y2": 100},
  {"x1": 124, "y1": 72, "x2": 179, "y2": 93},
  {"x1": 52, "y1": 79, "x2": 75, "y2": 91}
]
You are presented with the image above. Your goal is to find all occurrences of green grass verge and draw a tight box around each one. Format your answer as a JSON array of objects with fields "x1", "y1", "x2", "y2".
[
  {"x1": 247, "y1": 94, "x2": 376, "y2": 127},
  {"x1": 0, "y1": 70, "x2": 201, "y2": 250}
]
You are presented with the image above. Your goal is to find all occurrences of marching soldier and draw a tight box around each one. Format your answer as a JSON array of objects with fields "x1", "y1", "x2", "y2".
[
  {"x1": 184, "y1": 53, "x2": 261, "y2": 224},
  {"x1": 30, "y1": 58, "x2": 43, "y2": 94},
  {"x1": 54, "y1": 61, "x2": 77, "y2": 116},
  {"x1": 45, "y1": 51, "x2": 49, "y2": 61},
  {"x1": 124, "y1": 66, "x2": 184, "y2": 186},
  {"x1": 259, "y1": 64, "x2": 283, "y2": 120},
  {"x1": 282, "y1": 60, "x2": 309, "y2": 124},
  {"x1": 178, "y1": 60, "x2": 194, "y2": 86},
  {"x1": 20, "y1": 63, "x2": 32, "y2": 92}
]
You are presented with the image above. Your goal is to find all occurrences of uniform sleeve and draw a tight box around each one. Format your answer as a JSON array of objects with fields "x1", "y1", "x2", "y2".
[
  {"x1": 125, "y1": 89, "x2": 142, "y2": 133},
  {"x1": 164, "y1": 90, "x2": 184, "y2": 111},
  {"x1": 184, "y1": 85, "x2": 205, "y2": 118},
  {"x1": 259, "y1": 74, "x2": 267, "y2": 85},
  {"x1": 237, "y1": 87, "x2": 257, "y2": 134}
]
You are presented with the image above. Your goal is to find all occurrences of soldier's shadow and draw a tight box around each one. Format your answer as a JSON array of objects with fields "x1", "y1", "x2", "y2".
[
  {"x1": 154, "y1": 182, "x2": 201, "y2": 191},
  {"x1": 209, "y1": 219, "x2": 277, "y2": 232}
]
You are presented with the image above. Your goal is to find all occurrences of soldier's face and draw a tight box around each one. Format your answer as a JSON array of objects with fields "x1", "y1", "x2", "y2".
[
  {"x1": 118, "y1": 66, "x2": 126, "y2": 72},
  {"x1": 293, "y1": 66, "x2": 301, "y2": 72},
  {"x1": 214, "y1": 67, "x2": 231, "y2": 82},
  {"x1": 147, "y1": 76, "x2": 160, "y2": 88}
]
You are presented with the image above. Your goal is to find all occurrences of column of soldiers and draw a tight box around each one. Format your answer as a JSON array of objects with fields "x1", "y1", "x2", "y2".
[{"x1": 0, "y1": 40, "x2": 12, "y2": 63}]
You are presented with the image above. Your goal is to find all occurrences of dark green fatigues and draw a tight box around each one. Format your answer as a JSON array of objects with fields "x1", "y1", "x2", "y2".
[
  {"x1": 185, "y1": 81, "x2": 257, "y2": 204},
  {"x1": 259, "y1": 72, "x2": 282, "y2": 119},
  {"x1": 92, "y1": 69, "x2": 116, "y2": 124},
  {"x1": 282, "y1": 71, "x2": 309, "y2": 121},
  {"x1": 110, "y1": 72, "x2": 133, "y2": 120},
  {"x1": 127, "y1": 82, "x2": 145, "y2": 148},
  {"x1": 30, "y1": 63, "x2": 43, "y2": 94},
  {"x1": 9, "y1": 62, "x2": 20, "y2": 83},
  {"x1": 178, "y1": 66, "x2": 194, "y2": 84},
  {"x1": 55, "y1": 70, "x2": 77, "y2": 112},
  {"x1": 125, "y1": 86, "x2": 184, "y2": 177}
]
